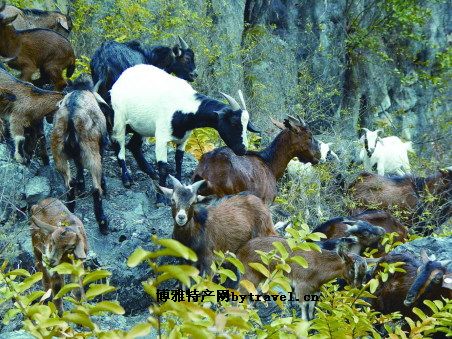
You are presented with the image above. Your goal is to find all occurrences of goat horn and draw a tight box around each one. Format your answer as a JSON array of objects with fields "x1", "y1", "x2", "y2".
[
  {"x1": 190, "y1": 180, "x2": 205, "y2": 194},
  {"x1": 237, "y1": 89, "x2": 247, "y2": 111},
  {"x1": 31, "y1": 216, "x2": 56, "y2": 233},
  {"x1": 178, "y1": 36, "x2": 189, "y2": 50},
  {"x1": 93, "y1": 79, "x2": 102, "y2": 93},
  {"x1": 168, "y1": 175, "x2": 182, "y2": 188},
  {"x1": 297, "y1": 114, "x2": 307, "y2": 126},
  {"x1": 0, "y1": 56, "x2": 15, "y2": 63},
  {"x1": 219, "y1": 92, "x2": 241, "y2": 111}
]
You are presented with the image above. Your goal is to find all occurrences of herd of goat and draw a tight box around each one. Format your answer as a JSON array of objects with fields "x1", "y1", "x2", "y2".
[{"x1": 0, "y1": 2, "x2": 451, "y2": 327}]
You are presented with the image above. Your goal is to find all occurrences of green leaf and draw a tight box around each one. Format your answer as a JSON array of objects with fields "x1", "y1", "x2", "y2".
[
  {"x1": 63, "y1": 312, "x2": 95, "y2": 330},
  {"x1": 156, "y1": 265, "x2": 199, "y2": 286},
  {"x1": 219, "y1": 268, "x2": 237, "y2": 282},
  {"x1": 272, "y1": 241, "x2": 288, "y2": 259},
  {"x1": 17, "y1": 272, "x2": 43, "y2": 293},
  {"x1": 85, "y1": 284, "x2": 116, "y2": 300},
  {"x1": 126, "y1": 323, "x2": 152, "y2": 339},
  {"x1": 412, "y1": 307, "x2": 427, "y2": 321},
  {"x1": 5, "y1": 269, "x2": 31, "y2": 277},
  {"x1": 90, "y1": 301, "x2": 125, "y2": 315},
  {"x1": 54, "y1": 283, "x2": 80, "y2": 299},
  {"x1": 51, "y1": 263, "x2": 75, "y2": 275},
  {"x1": 289, "y1": 256, "x2": 308, "y2": 268},
  {"x1": 2, "y1": 308, "x2": 21, "y2": 325},
  {"x1": 423, "y1": 300, "x2": 438, "y2": 313},
  {"x1": 83, "y1": 270, "x2": 112, "y2": 285},
  {"x1": 307, "y1": 232, "x2": 327, "y2": 241},
  {"x1": 369, "y1": 278, "x2": 379, "y2": 294},
  {"x1": 248, "y1": 263, "x2": 270, "y2": 277},
  {"x1": 155, "y1": 238, "x2": 198, "y2": 261},
  {"x1": 225, "y1": 257, "x2": 245, "y2": 274},
  {"x1": 127, "y1": 247, "x2": 151, "y2": 268}
]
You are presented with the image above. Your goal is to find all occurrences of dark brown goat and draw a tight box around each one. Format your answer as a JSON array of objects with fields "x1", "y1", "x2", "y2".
[
  {"x1": 370, "y1": 250, "x2": 451, "y2": 320},
  {"x1": 0, "y1": 67, "x2": 63, "y2": 163},
  {"x1": 193, "y1": 116, "x2": 321, "y2": 204},
  {"x1": 0, "y1": 2, "x2": 75, "y2": 90},
  {"x1": 313, "y1": 216, "x2": 386, "y2": 255},
  {"x1": 30, "y1": 198, "x2": 88, "y2": 316},
  {"x1": 51, "y1": 78, "x2": 109, "y2": 234},
  {"x1": 3, "y1": 4, "x2": 71, "y2": 37},
  {"x1": 160, "y1": 176, "x2": 278, "y2": 276},
  {"x1": 348, "y1": 170, "x2": 451, "y2": 234}
]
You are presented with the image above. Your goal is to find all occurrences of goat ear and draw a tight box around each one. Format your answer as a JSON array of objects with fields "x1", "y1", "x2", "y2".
[
  {"x1": 31, "y1": 216, "x2": 57, "y2": 234},
  {"x1": 442, "y1": 273, "x2": 452, "y2": 290},
  {"x1": 420, "y1": 249, "x2": 430, "y2": 263},
  {"x1": 58, "y1": 17, "x2": 69, "y2": 31},
  {"x1": 2, "y1": 14, "x2": 18, "y2": 25},
  {"x1": 196, "y1": 195, "x2": 207, "y2": 202},
  {"x1": 172, "y1": 46, "x2": 182, "y2": 58},
  {"x1": 270, "y1": 117, "x2": 285, "y2": 130},
  {"x1": 73, "y1": 238, "x2": 86, "y2": 260}
]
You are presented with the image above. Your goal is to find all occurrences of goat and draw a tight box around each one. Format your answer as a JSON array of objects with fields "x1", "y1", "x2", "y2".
[
  {"x1": 0, "y1": 67, "x2": 63, "y2": 164},
  {"x1": 313, "y1": 217, "x2": 386, "y2": 255},
  {"x1": 359, "y1": 128, "x2": 413, "y2": 176},
  {"x1": 0, "y1": 2, "x2": 75, "y2": 90},
  {"x1": 193, "y1": 116, "x2": 321, "y2": 204},
  {"x1": 370, "y1": 250, "x2": 451, "y2": 320},
  {"x1": 237, "y1": 236, "x2": 367, "y2": 320},
  {"x1": 90, "y1": 36, "x2": 197, "y2": 109},
  {"x1": 2, "y1": 4, "x2": 71, "y2": 37},
  {"x1": 51, "y1": 77, "x2": 109, "y2": 234},
  {"x1": 111, "y1": 64, "x2": 259, "y2": 204},
  {"x1": 348, "y1": 169, "x2": 451, "y2": 234},
  {"x1": 159, "y1": 175, "x2": 278, "y2": 276},
  {"x1": 404, "y1": 251, "x2": 451, "y2": 307},
  {"x1": 30, "y1": 198, "x2": 88, "y2": 316}
]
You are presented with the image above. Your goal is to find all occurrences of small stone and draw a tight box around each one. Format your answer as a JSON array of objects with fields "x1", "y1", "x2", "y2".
[{"x1": 24, "y1": 176, "x2": 50, "y2": 205}]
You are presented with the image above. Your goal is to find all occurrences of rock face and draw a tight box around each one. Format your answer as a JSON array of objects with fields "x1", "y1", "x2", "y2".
[{"x1": 392, "y1": 236, "x2": 452, "y2": 267}]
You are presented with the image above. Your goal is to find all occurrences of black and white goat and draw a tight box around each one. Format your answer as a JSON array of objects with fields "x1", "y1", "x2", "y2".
[
  {"x1": 90, "y1": 36, "x2": 197, "y2": 109},
  {"x1": 110, "y1": 64, "x2": 259, "y2": 205},
  {"x1": 51, "y1": 78, "x2": 110, "y2": 234}
]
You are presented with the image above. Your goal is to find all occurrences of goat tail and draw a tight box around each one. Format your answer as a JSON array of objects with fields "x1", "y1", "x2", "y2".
[
  {"x1": 63, "y1": 118, "x2": 81, "y2": 157},
  {"x1": 66, "y1": 60, "x2": 76, "y2": 79}
]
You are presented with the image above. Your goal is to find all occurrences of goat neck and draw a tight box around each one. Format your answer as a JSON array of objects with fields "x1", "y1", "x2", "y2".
[
  {"x1": 303, "y1": 250, "x2": 348, "y2": 286},
  {"x1": 257, "y1": 129, "x2": 299, "y2": 180},
  {"x1": 0, "y1": 25, "x2": 20, "y2": 57}
]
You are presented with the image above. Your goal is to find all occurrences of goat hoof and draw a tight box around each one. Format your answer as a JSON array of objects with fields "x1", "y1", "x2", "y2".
[{"x1": 99, "y1": 219, "x2": 109, "y2": 235}]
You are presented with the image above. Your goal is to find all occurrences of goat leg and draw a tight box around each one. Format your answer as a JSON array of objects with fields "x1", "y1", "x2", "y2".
[
  {"x1": 93, "y1": 189, "x2": 108, "y2": 235},
  {"x1": 111, "y1": 140, "x2": 132, "y2": 187},
  {"x1": 66, "y1": 179, "x2": 76, "y2": 212},
  {"x1": 126, "y1": 133, "x2": 158, "y2": 180},
  {"x1": 175, "y1": 149, "x2": 184, "y2": 181},
  {"x1": 156, "y1": 161, "x2": 170, "y2": 206},
  {"x1": 74, "y1": 158, "x2": 86, "y2": 194}
]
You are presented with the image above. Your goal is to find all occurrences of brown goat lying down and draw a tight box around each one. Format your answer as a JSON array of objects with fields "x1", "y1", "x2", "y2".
[
  {"x1": 369, "y1": 250, "x2": 451, "y2": 320},
  {"x1": 160, "y1": 176, "x2": 278, "y2": 276},
  {"x1": 0, "y1": 67, "x2": 63, "y2": 163},
  {"x1": 193, "y1": 115, "x2": 321, "y2": 204},
  {"x1": 348, "y1": 169, "x2": 451, "y2": 233},
  {"x1": 30, "y1": 198, "x2": 88, "y2": 316},
  {"x1": 0, "y1": 3, "x2": 75, "y2": 90},
  {"x1": 237, "y1": 236, "x2": 367, "y2": 320}
]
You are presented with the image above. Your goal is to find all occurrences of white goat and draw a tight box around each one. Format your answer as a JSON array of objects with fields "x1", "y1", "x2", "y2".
[
  {"x1": 110, "y1": 64, "x2": 259, "y2": 205},
  {"x1": 359, "y1": 128, "x2": 413, "y2": 176}
]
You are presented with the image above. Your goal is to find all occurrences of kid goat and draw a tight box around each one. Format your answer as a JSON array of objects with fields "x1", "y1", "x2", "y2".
[
  {"x1": 111, "y1": 64, "x2": 259, "y2": 204},
  {"x1": 359, "y1": 128, "x2": 413, "y2": 176},
  {"x1": 237, "y1": 236, "x2": 367, "y2": 320},
  {"x1": 159, "y1": 175, "x2": 277, "y2": 276},
  {"x1": 51, "y1": 78, "x2": 110, "y2": 234},
  {"x1": 193, "y1": 116, "x2": 321, "y2": 204},
  {"x1": 30, "y1": 198, "x2": 88, "y2": 316}
]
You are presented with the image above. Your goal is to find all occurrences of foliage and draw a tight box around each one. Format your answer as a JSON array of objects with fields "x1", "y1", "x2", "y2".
[{"x1": 0, "y1": 259, "x2": 124, "y2": 337}]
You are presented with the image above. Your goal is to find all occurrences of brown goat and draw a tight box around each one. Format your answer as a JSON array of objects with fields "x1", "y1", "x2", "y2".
[
  {"x1": 51, "y1": 78, "x2": 109, "y2": 234},
  {"x1": 160, "y1": 176, "x2": 278, "y2": 276},
  {"x1": 0, "y1": 2, "x2": 75, "y2": 90},
  {"x1": 0, "y1": 67, "x2": 63, "y2": 163},
  {"x1": 404, "y1": 251, "x2": 451, "y2": 308},
  {"x1": 193, "y1": 116, "x2": 321, "y2": 204},
  {"x1": 30, "y1": 198, "x2": 88, "y2": 316},
  {"x1": 2, "y1": 4, "x2": 71, "y2": 37},
  {"x1": 237, "y1": 236, "x2": 368, "y2": 320},
  {"x1": 348, "y1": 170, "x2": 451, "y2": 234}
]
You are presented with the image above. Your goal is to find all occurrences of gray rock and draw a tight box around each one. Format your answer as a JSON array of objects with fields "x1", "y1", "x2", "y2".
[
  {"x1": 24, "y1": 176, "x2": 50, "y2": 206},
  {"x1": 0, "y1": 331, "x2": 35, "y2": 339}
]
